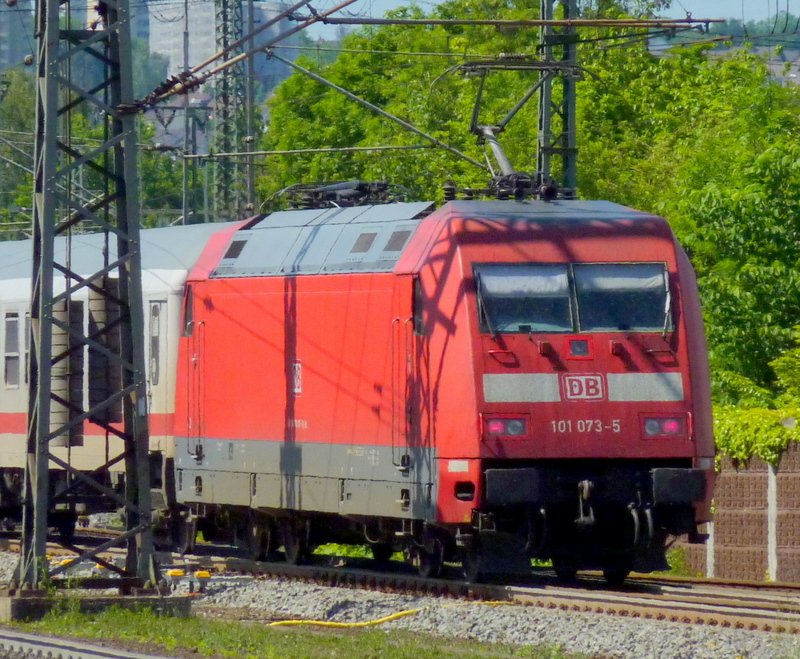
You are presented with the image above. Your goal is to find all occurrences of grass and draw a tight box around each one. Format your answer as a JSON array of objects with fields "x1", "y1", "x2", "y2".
[
  {"x1": 10, "y1": 604, "x2": 579, "y2": 659},
  {"x1": 313, "y1": 542, "x2": 374, "y2": 558},
  {"x1": 653, "y1": 546, "x2": 704, "y2": 578}
]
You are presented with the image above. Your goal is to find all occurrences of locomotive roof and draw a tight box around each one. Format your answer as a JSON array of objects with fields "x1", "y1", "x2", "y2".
[
  {"x1": 212, "y1": 201, "x2": 435, "y2": 278},
  {"x1": 209, "y1": 199, "x2": 665, "y2": 279},
  {"x1": 0, "y1": 222, "x2": 237, "y2": 283},
  {"x1": 442, "y1": 199, "x2": 659, "y2": 222}
]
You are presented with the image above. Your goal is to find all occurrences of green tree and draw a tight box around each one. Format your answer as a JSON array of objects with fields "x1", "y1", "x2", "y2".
[
  {"x1": 138, "y1": 119, "x2": 184, "y2": 227},
  {"x1": 0, "y1": 66, "x2": 182, "y2": 238},
  {"x1": 577, "y1": 45, "x2": 800, "y2": 392},
  {"x1": 0, "y1": 68, "x2": 35, "y2": 239},
  {"x1": 714, "y1": 331, "x2": 800, "y2": 466},
  {"x1": 258, "y1": 2, "x2": 543, "y2": 202}
]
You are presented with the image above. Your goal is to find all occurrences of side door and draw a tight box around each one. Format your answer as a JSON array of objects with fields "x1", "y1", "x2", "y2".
[
  {"x1": 393, "y1": 275, "x2": 435, "y2": 518},
  {"x1": 147, "y1": 300, "x2": 166, "y2": 414},
  {"x1": 183, "y1": 285, "x2": 204, "y2": 462}
]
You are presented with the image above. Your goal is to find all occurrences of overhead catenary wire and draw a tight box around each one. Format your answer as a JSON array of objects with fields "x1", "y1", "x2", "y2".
[
  {"x1": 184, "y1": 0, "x2": 311, "y2": 77},
  {"x1": 271, "y1": 44, "x2": 483, "y2": 58},
  {"x1": 183, "y1": 144, "x2": 435, "y2": 159},
  {"x1": 285, "y1": 16, "x2": 723, "y2": 29},
  {"x1": 268, "y1": 25, "x2": 695, "y2": 61},
  {"x1": 129, "y1": 8, "x2": 722, "y2": 112},
  {"x1": 266, "y1": 48, "x2": 488, "y2": 172},
  {"x1": 128, "y1": 0, "x2": 361, "y2": 111}
]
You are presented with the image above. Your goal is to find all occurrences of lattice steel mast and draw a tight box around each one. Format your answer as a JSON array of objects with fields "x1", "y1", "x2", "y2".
[
  {"x1": 15, "y1": 0, "x2": 154, "y2": 588},
  {"x1": 213, "y1": 0, "x2": 247, "y2": 218},
  {"x1": 538, "y1": 0, "x2": 578, "y2": 194}
]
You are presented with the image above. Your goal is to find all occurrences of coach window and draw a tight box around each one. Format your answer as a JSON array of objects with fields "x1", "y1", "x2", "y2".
[
  {"x1": 4, "y1": 312, "x2": 20, "y2": 388},
  {"x1": 149, "y1": 302, "x2": 162, "y2": 386},
  {"x1": 476, "y1": 264, "x2": 572, "y2": 334},
  {"x1": 24, "y1": 313, "x2": 30, "y2": 383},
  {"x1": 574, "y1": 263, "x2": 671, "y2": 332}
]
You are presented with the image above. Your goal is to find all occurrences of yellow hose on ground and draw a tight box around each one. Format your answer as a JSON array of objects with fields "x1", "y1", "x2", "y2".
[
  {"x1": 269, "y1": 608, "x2": 423, "y2": 628},
  {"x1": 268, "y1": 600, "x2": 514, "y2": 629}
]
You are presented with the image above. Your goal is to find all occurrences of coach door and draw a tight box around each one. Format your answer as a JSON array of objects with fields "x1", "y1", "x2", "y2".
[
  {"x1": 147, "y1": 300, "x2": 166, "y2": 414},
  {"x1": 184, "y1": 285, "x2": 205, "y2": 462}
]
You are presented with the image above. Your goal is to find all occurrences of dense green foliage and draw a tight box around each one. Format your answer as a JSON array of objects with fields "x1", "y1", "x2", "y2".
[
  {"x1": 714, "y1": 332, "x2": 800, "y2": 465},
  {"x1": 0, "y1": 66, "x2": 182, "y2": 233},
  {"x1": 0, "y1": 68, "x2": 35, "y2": 239}
]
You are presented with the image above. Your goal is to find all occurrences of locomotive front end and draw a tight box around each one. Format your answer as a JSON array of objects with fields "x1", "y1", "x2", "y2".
[{"x1": 431, "y1": 201, "x2": 714, "y2": 583}]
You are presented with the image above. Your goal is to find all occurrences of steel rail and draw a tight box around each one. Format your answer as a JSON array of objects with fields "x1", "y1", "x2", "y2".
[{"x1": 0, "y1": 629, "x2": 170, "y2": 659}]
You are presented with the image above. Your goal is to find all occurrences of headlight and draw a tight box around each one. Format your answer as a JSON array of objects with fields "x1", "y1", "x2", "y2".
[
  {"x1": 642, "y1": 416, "x2": 685, "y2": 438},
  {"x1": 484, "y1": 417, "x2": 528, "y2": 438}
]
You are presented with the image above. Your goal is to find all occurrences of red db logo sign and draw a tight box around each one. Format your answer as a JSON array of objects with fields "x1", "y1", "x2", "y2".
[{"x1": 562, "y1": 374, "x2": 605, "y2": 401}]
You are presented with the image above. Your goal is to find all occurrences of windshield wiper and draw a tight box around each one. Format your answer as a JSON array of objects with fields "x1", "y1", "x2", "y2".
[
  {"x1": 476, "y1": 275, "x2": 497, "y2": 337},
  {"x1": 661, "y1": 286, "x2": 672, "y2": 339}
]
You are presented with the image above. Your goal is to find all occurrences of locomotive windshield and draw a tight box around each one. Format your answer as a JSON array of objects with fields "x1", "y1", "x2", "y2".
[
  {"x1": 476, "y1": 262, "x2": 671, "y2": 334},
  {"x1": 574, "y1": 264, "x2": 670, "y2": 332},
  {"x1": 477, "y1": 264, "x2": 572, "y2": 333}
]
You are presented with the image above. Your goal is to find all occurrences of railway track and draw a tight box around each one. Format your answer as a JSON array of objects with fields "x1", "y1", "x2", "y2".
[
  {"x1": 174, "y1": 548, "x2": 800, "y2": 634},
  {"x1": 3, "y1": 533, "x2": 799, "y2": 634},
  {"x1": 0, "y1": 629, "x2": 168, "y2": 659}
]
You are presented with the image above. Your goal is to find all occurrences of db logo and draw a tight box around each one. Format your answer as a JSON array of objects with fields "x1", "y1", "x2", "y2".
[{"x1": 562, "y1": 374, "x2": 605, "y2": 401}]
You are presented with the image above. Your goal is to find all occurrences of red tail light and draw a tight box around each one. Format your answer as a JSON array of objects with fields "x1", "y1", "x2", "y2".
[{"x1": 484, "y1": 417, "x2": 528, "y2": 438}]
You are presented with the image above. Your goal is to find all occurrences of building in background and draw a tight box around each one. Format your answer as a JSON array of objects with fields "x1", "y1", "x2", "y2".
[
  {"x1": 0, "y1": 0, "x2": 33, "y2": 73},
  {"x1": 149, "y1": 0, "x2": 298, "y2": 93}
]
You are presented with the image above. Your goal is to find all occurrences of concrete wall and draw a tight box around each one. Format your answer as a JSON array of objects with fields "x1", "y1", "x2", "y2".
[{"x1": 677, "y1": 443, "x2": 800, "y2": 582}]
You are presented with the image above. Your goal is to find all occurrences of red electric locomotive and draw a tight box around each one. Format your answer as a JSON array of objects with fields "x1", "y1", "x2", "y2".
[{"x1": 172, "y1": 197, "x2": 714, "y2": 583}]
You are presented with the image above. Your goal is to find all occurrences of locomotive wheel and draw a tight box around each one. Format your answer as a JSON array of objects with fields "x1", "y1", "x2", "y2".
[
  {"x1": 602, "y1": 567, "x2": 630, "y2": 587},
  {"x1": 171, "y1": 514, "x2": 197, "y2": 555},
  {"x1": 414, "y1": 538, "x2": 444, "y2": 579},
  {"x1": 370, "y1": 542, "x2": 394, "y2": 565},
  {"x1": 244, "y1": 512, "x2": 277, "y2": 561},
  {"x1": 281, "y1": 518, "x2": 309, "y2": 565},
  {"x1": 552, "y1": 558, "x2": 577, "y2": 582},
  {"x1": 55, "y1": 512, "x2": 77, "y2": 543},
  {"x1": 461, "y1": 543, "x2": 484, "y2": 583}
]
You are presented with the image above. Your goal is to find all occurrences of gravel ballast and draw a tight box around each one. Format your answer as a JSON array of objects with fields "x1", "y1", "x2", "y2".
[
  {"x1": 195, "y1": 573, "x2": 799, "y2": 658},
  {"x1": 1, "y1": 551, "x2": 797, "y2": 658}
]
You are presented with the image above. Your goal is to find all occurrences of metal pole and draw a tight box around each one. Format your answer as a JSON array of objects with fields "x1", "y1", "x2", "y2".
[
  {"x1": 182, "y1": 0, "x2": 190, "y2": 224},
  {"x1": 537, "y1": 0, "x2": 578, "y2": 195},
  {"x1": 16, "y1": 0, "x2": 154, "y2": 589},
  {"x1": 17, "y1": 0, "x2": 59, "y2": 589},
  {"x1": 562, "y1": 0, "x2": 578, "y2": 192},
  {"x1": 537, "y1": 0, "x2": 553, "y2": 182},
  {"x1": 246, "y1": 0, "x2": 255, "y2": 211}
]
